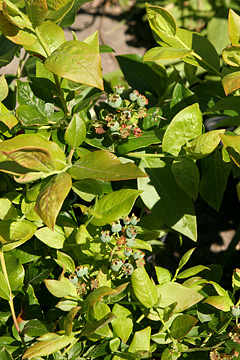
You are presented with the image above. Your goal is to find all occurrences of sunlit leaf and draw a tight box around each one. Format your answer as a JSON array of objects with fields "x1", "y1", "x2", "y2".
[{"x1": 34, "y1": 172, "x2": 72, "y2": 230}]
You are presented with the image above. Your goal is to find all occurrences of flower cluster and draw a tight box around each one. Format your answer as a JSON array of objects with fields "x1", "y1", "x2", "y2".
[
  {"x1": 100, "y1": 213, "x2": 146, "y2": 276},
  {"x1": 209, "y1": 350, "x2": 239, "y2": 360},
  {"x1": 94, "y1": 87, "x2": 149, "y2": 140}
]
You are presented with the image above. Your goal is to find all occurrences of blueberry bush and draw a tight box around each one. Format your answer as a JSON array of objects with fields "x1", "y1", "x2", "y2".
[{"x1": 1, "y1": 1, "x2": 240, "y2": 359}]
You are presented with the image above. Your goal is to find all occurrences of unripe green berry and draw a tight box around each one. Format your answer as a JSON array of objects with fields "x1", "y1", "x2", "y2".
[
  {"x1": 122, "y1": 263, "x2": 134, "y2": 276},
  {"x1": 126, "y1": 238, "x2": 135, "y2": 247},
  {"x1": 76, "y1": 266, "x2": 88, "y2": 277},
  {"x1": 111, "y1": 221, "x2": 122, "y2": 233},
  {"x1": 232, "y1": 306, "x2": 240, "y2": 317},
  {"x1": 111, "y1": 258, "x2": 123, "y2": 272},
  {"x1": 131, "y1": 214, "x2": 139, "y2": 226},
  {"x1": 124, "y1": 247, "x2": 133, "y2": 257},
  {"x1": 133, "y1": 249, "x2": 145, "y2": 260},
  {"x1": 114, "y1": 86, "x2": 124, "y2": 94},
  {"x1": 108, "y1": 94, "x2": 122, "y2": 108},
  {"x1": 69, "y1": 273, "x2": 78, "y2": 285},
  {"x1": 129, "y1": 90, "x2": 139, "y2": 102},
  {"x1": 100, "y1": 230, "x2": 111, "y2": 243},
  {"x1": 126, "y1": 225, "x2": 137, "y2": 239}
]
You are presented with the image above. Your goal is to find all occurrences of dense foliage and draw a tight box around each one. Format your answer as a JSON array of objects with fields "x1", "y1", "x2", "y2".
[{"x1": 1, "y1": 0, "x2": 240, "y2": 359}]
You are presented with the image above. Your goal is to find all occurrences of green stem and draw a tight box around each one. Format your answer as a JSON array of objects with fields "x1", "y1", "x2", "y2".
[
  {"x1": 156, "y1": 308, "x2": 177, "y2": 346},
  {"x1": 67, "y1": 149, "x2": 75, "y2": 165},
  {"x1": 0, "y1": 246, "x2": 27, "y2": 352}
]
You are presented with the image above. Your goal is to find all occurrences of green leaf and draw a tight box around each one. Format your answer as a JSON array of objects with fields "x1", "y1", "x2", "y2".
[
  {"x1": 0, "y1": 347, "x2": 14, "y2": 360},
  {"x1": 25, "y1": 0, "x2": 48, "y2": 28},
  {"x1": 90, "y1": 189, "x2": 142, "y2": 226},
  {"x1": 0, "y1": 113, "x2": 18, "y2": 130},
  {"x1": 64, "y1": 307, "x2": 81, "y2": 336},
  {"x1": 178, "y1": 248, "x2": 195, "y2": 271},
  {"x1": 155, "y1": 266, "x2": 172, "y2": 285},
  {"x1": 47, "y1": 0, "x2": 72, "y2": 11},
  {"x1": 220, "y1": 133, "x2": 240, "y2": 167},
  {"x1": 35, "y1": 225, "x2": 66, "y2": 249},
  {"x1": 0, "y1": 134, "x2": 66, "y2": 171},
  {"x1": 25, "y1": 20, "x2": 66, "y2": 56},
  {"x1": 170, "y1": 314, "x2": 198, "y2": 339},
  {"x1": 0, "y1": 199, "x2": 18, "y2": 220},
  {"x1": 222, "y1": 71, "x2": 240, "y2": 96},
  {"x1": 34, "y1": 172, "x2": 72, "y2": 230},
  {"x1": 0, "y1": 75, "x2": 8, "y2": 102},
  {"x1": 116, "y1": 130, "x2": 163, "y2": 155},
  {"x1": 68, "y1": 150, "x2": 147, "y2": 181},
  {"x1": 222, "y1": 45, "x2": 240, "y2": 67},
  {"x1": 228, "y1": 9, "x2": 240, "y2": 45},
  {"x1": 0, "y1": 35, "x2": 20, "y2": 68},
  {"x1": 199, "y1": 150, "x2": 231, "y2": 210},
  {"x1": 83, "y1": 286, "x2": 117, "y2": 309},
  {"x1": 162, "y1": 103, "x2": 202, "y2": 155},
  {"x1": 0, "y1": 271, "x2": 10, "y2": 300},
  {"x1": 207, "y1": 15, "x2": 229, "y2": 55},
  {"x1": 112, "y1": 304, "x2": 133, "y2": 343},
  {"x1": 131, "y1": 267, "x2": 158, "y2": 308},
  {"x1": 144, "y1": 47, "x2": 193, "y2": 61},
  {"x1": 56, "y1": 251, "x2": 75, "y2": 273},
  {"x1": 22, "y1": 333, "x2": 75, "y2": 358},
  {"x1": 157, "y1": 282, "x2": 204, "y2": 312},
  {"x1": 116, "y1": 54, "x2": 166, "y2": 98},
  {"x1": 0, "y1": 3, "x2": 36, "y2": 46},
  {"x1": 177, "y1": 265, "x2": 210, "y2": 279},
  {"x1": 44, "y1": 276, "x2": 78, "y2": 298},
  {"x1": 65, "y1": 113, "x2": 86, "y2": 149},
  {"x1": 146, "y1": 4, "x2": 220, "y2": 72},
  {"x1": 1, "y1": 147, "x2": 56, "y2": 172},
  {"x1": 72, "y1": 179, "x2": 103, "y2": 202},
  {"x1": 207, "y1": 96, "x2": 240, "y2": 113},
  {"x1": 138, "y1": 158, "x2": 197, "y2": 241},
  {"x1": 203, "y1": 296, "x2": 232, "y2": 311},
  {"x1": 171, "y1": 158, "x2": 199, "y2": 200},
  {"x1": 0, "y1": 219, "x2": 37, "y2": 246},
  {"x1": 81, "y1": 312, "x2": 115, "y2": 338},
  {"x1": 22, "y1": 319, "x2": 51, "y2": 337},
  {"x1": 44, "y1": 40, "x2": 103, "y2": 90},
  {"x1": 185, "y1": 130, "x2": 225, "y2": 159},
  {"x1": 128, "y1": 327, "x2": 151, "y2": 353}
]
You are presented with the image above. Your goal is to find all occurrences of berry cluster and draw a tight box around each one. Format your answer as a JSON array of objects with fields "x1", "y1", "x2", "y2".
[
  {"x1": 209, "y1": 350, "x2": 239, "y2": 360},
  {"x1": 68, "y1": 265, "x2": 99, "y2": 297},
  {"x1": 94, "y1": 87, "x2": 149, "y2": 140},
  {"x1": 100, "y1": 213, "x2": 146, "y2": 276}
]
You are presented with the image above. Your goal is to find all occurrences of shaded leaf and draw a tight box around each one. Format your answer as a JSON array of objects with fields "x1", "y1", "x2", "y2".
[
  {"x1": 83, "y1": 286, "x2": 117, "y2": 310},
  {"x1": 172, "y1": 158, "x2": 199, "y2": 200},
  {"x1": 170, "y1": 314, "x2": 198, "y2": 339},
  {"x1": 138, "y1": 158, "x2": 197, "y2": 241},
  {"x1": 199, "y1": 150, "x2": 232, "y2": 210},
  {"x1": 64, "y1": 307, "x2": 81, "y2": 336},
  {"x1": 203, "y1": 296, "x2": 233, "y2": 311},
  {"x1": 220, "y1": 133, "x2": 240, "y2": 166},
  {"x1": 81, "y1": 313, "x2": 115, "y2": 338},
  {"x1": 116, "y1": 130, "x2": 163, "y2": 155}
]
